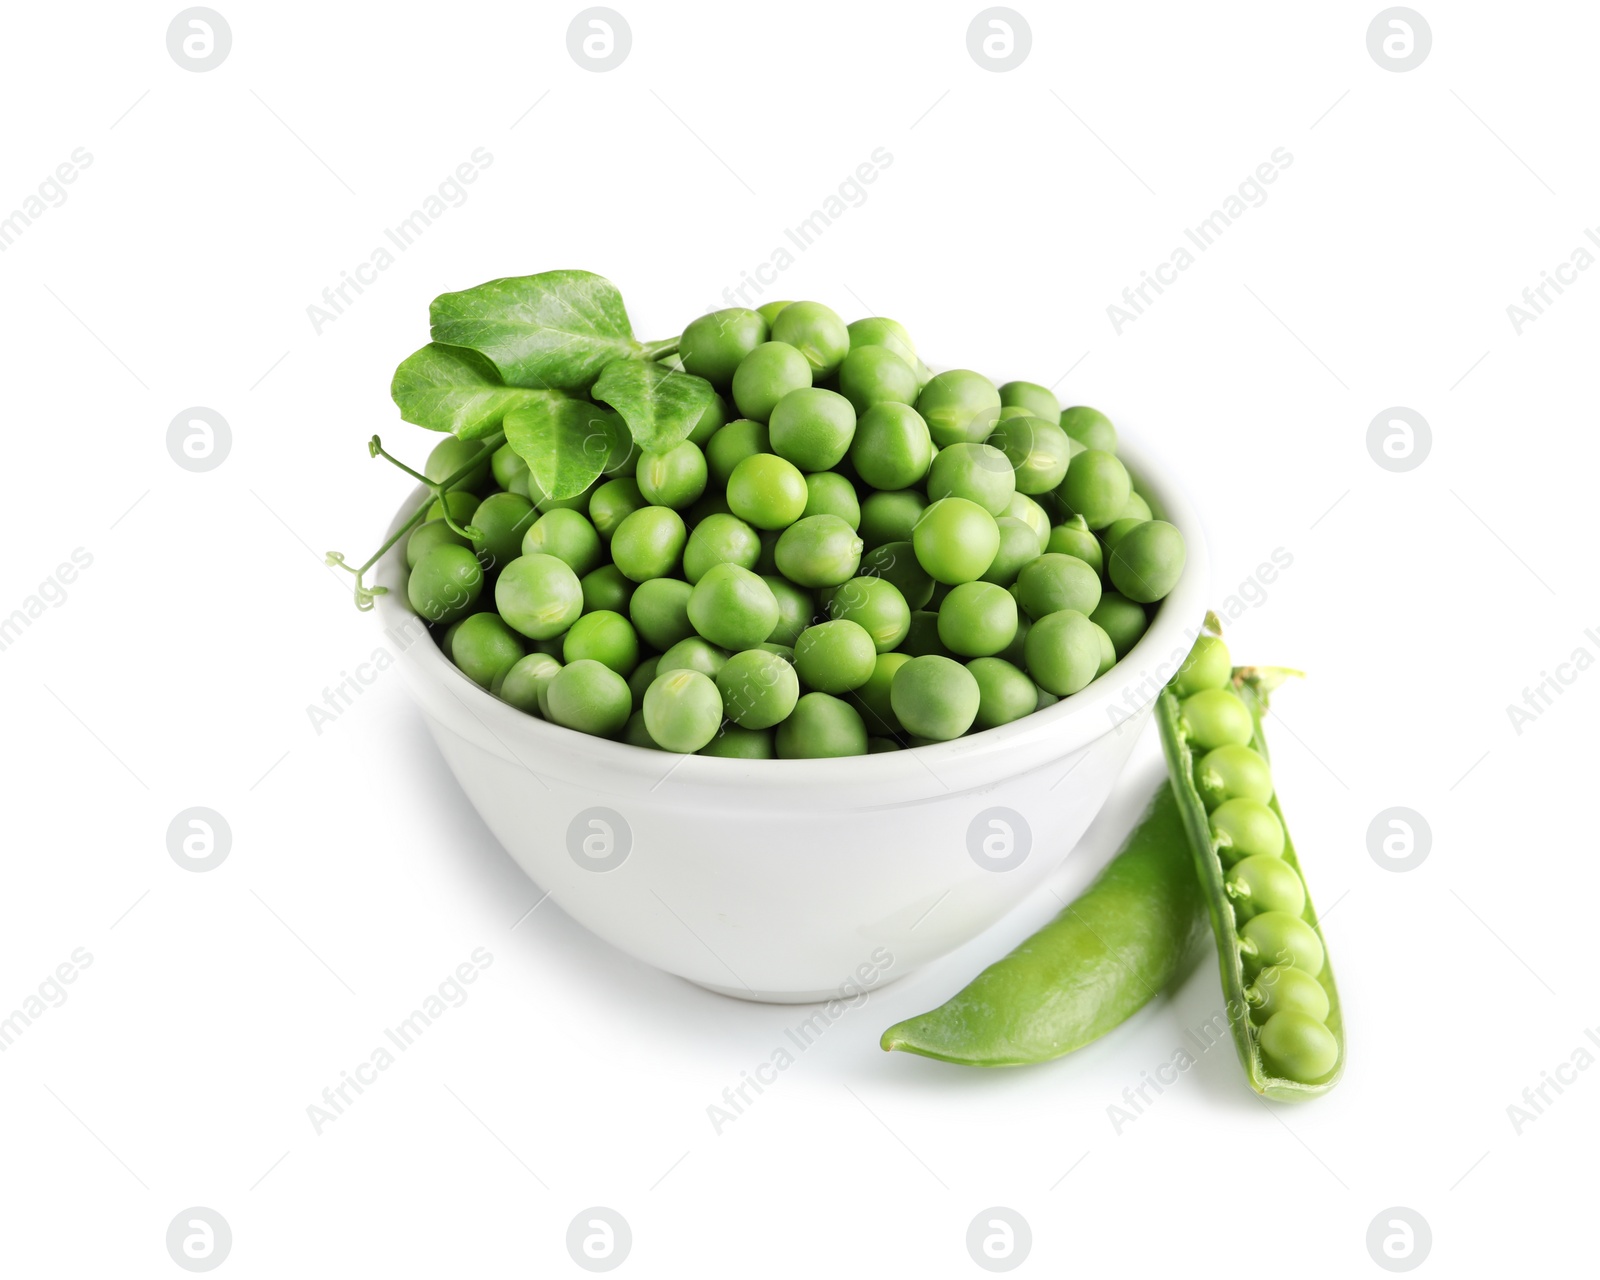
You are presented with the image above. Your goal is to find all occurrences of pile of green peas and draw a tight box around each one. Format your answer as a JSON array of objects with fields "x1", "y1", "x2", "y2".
[
  {"x1": 403, "y1": 298, "x2": 1187, "y2": 759},
  {"x1": 1173, "y1": 634, "x2": 1337, "y2": 1084}
]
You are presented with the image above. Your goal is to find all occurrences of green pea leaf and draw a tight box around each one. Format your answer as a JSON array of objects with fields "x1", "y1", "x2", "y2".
[
  {"x1": 429, "y1": 270, "x2": 640, "y2": 390},
  {"x1": 591, "y1": 358, "x2": 718, "y2": 453},
  {"x1": 390, "y1": 342, "x2": 564, "y2": 439},
  {"x1": 504, "y1": 397, "x2": 625, "y2": 501}
]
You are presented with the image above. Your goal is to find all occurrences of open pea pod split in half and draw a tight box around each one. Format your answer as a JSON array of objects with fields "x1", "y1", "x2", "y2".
[{"x1": 1157, "y1": 652, "x2": 1345, "y2": 1100}]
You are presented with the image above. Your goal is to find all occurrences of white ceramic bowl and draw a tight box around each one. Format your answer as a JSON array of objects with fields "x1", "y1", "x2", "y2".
[{"x1": 376, "y1": 439, "x2": 1207, "y2": 1002}]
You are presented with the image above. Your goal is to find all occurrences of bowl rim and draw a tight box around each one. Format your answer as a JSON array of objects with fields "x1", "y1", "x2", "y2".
[{"x1": 374, "y1": 433, "x2": 1209, "y2": 793}]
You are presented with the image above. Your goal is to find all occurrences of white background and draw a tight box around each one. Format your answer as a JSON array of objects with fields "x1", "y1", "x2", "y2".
[{"x1": 3, "y1": 1, "x2": 1596, "y2": 1275}]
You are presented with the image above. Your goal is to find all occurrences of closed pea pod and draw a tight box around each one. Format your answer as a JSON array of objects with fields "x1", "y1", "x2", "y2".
[{"x1": 881, "y1": 784, "x2": 1206, "y2": 1065}]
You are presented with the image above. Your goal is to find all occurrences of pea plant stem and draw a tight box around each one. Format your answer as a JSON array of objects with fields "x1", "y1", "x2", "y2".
[
  {"x1": 639, "y1": 337, "x2": 680, "y2": 361},
  {"x1": 328, "y1": 430, "x2": 505, "y2": 610}
]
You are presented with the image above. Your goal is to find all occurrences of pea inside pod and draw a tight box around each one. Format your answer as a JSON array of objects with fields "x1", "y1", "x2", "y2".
[{"x1": 1156, "y1": 626, "x2": 1344, "y2": 1098}]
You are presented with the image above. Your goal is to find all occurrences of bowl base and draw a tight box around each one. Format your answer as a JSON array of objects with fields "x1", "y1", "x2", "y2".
[{"x1": 691, "y1": 975, "x2": 910, "y2": 1005}]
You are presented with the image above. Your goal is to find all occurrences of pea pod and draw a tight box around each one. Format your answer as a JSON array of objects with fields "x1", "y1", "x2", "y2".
[
  {"x1": 880, "y1": 782, "x2": 1206, "y2": 1066},
  {"x1": 1157, "y1": 629, "x2": 1345, "y2": 1099}
]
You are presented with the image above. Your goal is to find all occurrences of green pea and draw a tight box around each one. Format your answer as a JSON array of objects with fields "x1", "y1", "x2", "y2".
[
  {"x1": 1257, "y1": 1011, "x2": 1339, "y2": 1083},
  {"x1": 731, "y1": 341, "x2": 813, "y2": 421},
  {"x1": 628, "y1": 578, "x2": 695, "y2": 651},
  {"x1": 768, "y1": 387, "x2": 857, "y2": 473},
  {"x1": 451, "y1": 613, "x2": 525, "y2": 688},
  {"x1": 406, "y1": 518, "x2": 470, "y2": 569},
  {"x1": 623, "y1": 709, "x2": 662, "y2": 750},
  {"x1": 1239, "y1": 911, "x2": 1324, "y2": 977},
  {"x1": 643, "y1": 668, "x2": 723, "y2": 753},
  {"x1": 859, "y1": 541, "x2": 935, "y2": 609},
  {"x1": 491, "y1": 442, "x2": 530, "y2": 495},
  {"x1": 826, "y1": 575, "x2": 911, "y2": 652},
  {"x1": 927, "y1": 442, "x2": 1016, "y2": 516},
  {"x1": 408, "y1": 545, "x2": 484, "y2": 625},
  {"x1": 771, "y1": 301, "x2": 850, "y2": 377},
  {"x1": 627, "y1": 655, "x2": 660, "y2": 706},
  {"x1": 1003, "y1": 492, "x2": 1052, "y2": 548},
  {"x1": 716, "y1": 648, "x2": 799, "y2": 729},
  {"x1": 937, "y1": 581, "x2": 1018, "y2": 658},
  {"x1": 588, "y1": 478, "x2": 646, "y2": 541},
  {"x1": 967, "y1": 657, "x2": 1037, "y2": 730},
  {"x1": 1245, "y1": 964, "x2": 1330, "y2": 1024},
  {"x1": 521, "y1": 507, "x2": 603, "y2": 576},
  {"x1": 845, "y1": 316, "x2": 916, "y2": 365},
  {"x1": 1119, "y1": 491, "x2": 1153, "y2": 522},
  {"x1": 1015, "y1": 553, "x2": 1102, "y2": 622},
  {"x1": 755, "y1": 528, "x2": 782, "y2": 575},
  {"x1": 1001, "y1": 615, "x2": 1030, "y2": 667},
  {"x1": 1174, "y1": 632, "x2": 1233, "y2": 697},
  {"x1": 838, "y1": 344, "x2": 919, "y2": 413},
  {"x1": 1180, "y1": 687, "x2": 1254, "y2": 751},
  {"x1": 1044, "y1": 515, "x2": 1103, "y2": 576},
  {"x1": 1109, "y1": 520, "x2": 1186, "y2": 603},
  {"x1": 899, "y1": 610, "x2": 953, "y2": 659},
  {"x1": 425, "y1": 435, "x2": 492, "y2": 489},
  {"x1": 979, "y1": 517, "x2": 1043, "y2": 588},
  {"x1": 1085, "y1": 592, "x2": 1143, "y2": 658},
  {"x1": 682, "y1": 512, "x2": 761, "y2": 584},
  {"x1": 426, "y1": 489, "x2": 480, "y2": 527},
  {"x1": 802, "y1": 471, "x2": 861, "y2": 528},
  {"x1": 562, "y1": 609, "x2": 639, "y2": 676},
  {"x1": 850, "y1": 402, "x2": 934, "y2": 491},
  {"x1": 986, "y1": 416, "x2": 1074, "y2": 495},
  {"x1": 1226, "y1": 854, "x2": 1307, "y2": 922},
  {"x1": 1059, "y1": 406, "x2": 1117, "y2": 454},
  {"x1": 726, "y1": 453, "x2": 809, "y2": 530},
  {"x1": 1209, "y1": 797, "x2": 1286, "y2": 864},
  {"x1": 705, "y1": 419, "x2": 771, "y2": 486},
  {"x1": 1093, "y1": 620, "x2": 1116, "y2": 676},
  {"x1": 659, "y1": 636, "x2": 729, "y2": 679},
  {"x1": 773, "y1": 514, "x2": 864, "y2": 589},
  {"x1": 756, "y1": 300, "x2": 793, "y2": 326},
  {"x1": 687, "y1": 563, "x2": 779, "y2": 650},
  {"x1": 851, "y1": 650, "x2": 911, "y2": 735},
  {"x1": 679, "y1": 307, "x2": 769, "y2": 387},
  {"x1": 794, "y1": 619, "x2": 877, "y2": 693},
  {"x1": 763, "y1": 574, "x2": 816, "y2": 647},
  {"x1": 469, "y1": 491, "x2": 537, "y2": 571},
  {"x1": 1024, "y1": 609, "x2": 1102, "y2": 696},
  {"x1": 1195, "y1": 744, "x2": 1273, "y2": 810},
  {"x1": 912, "y1": 497, "x2": 1000, "y2": 585},
  {"x1": 580, "y1": 563, "x2": 634, "y2": 615},
  {"x1": 890, "y1": 654, "x2": 980, "y2": 741},
  {"x1": 775, "y1": 692, "x2": 868, "y2": 758},
  {"x1": 544, "y1": 659, "x2": 631, "y2": 737},
  {"x1": 1096, "y1": 513, "x2": 1137, "y2": 550},
  {"x1": 610, "y1": 506, "x2": 687, "y2": 582},
  {"x1": 859, "y1": 489, "x2": 928, "y2": 549},
  {"x1": 686, "y1": 391, "x2": 729, "y2": 448},
  {"x1": 699, "y1": 725, "x2": 776, "y2": 758},
  {"x1": 1058, "y1": 449, "x2": 1131, "y2": 530},
  {"x1": 636, "y1": 440, "x2": 709, "y2": 509},
  {"x1": 916, "y1": 369, "x2": 1002, "y2": 448},
  {"x1": 497, "y1": 652, "x2": 561, "y2": 715},
  {"x1": 998, "y1": 380, "x2": 1060, "y2": 423}
]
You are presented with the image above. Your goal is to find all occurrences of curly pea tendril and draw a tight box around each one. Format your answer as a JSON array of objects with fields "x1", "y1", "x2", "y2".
[{"x1": 326, "y1": 431, "x2": 503, "y2": 611}]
